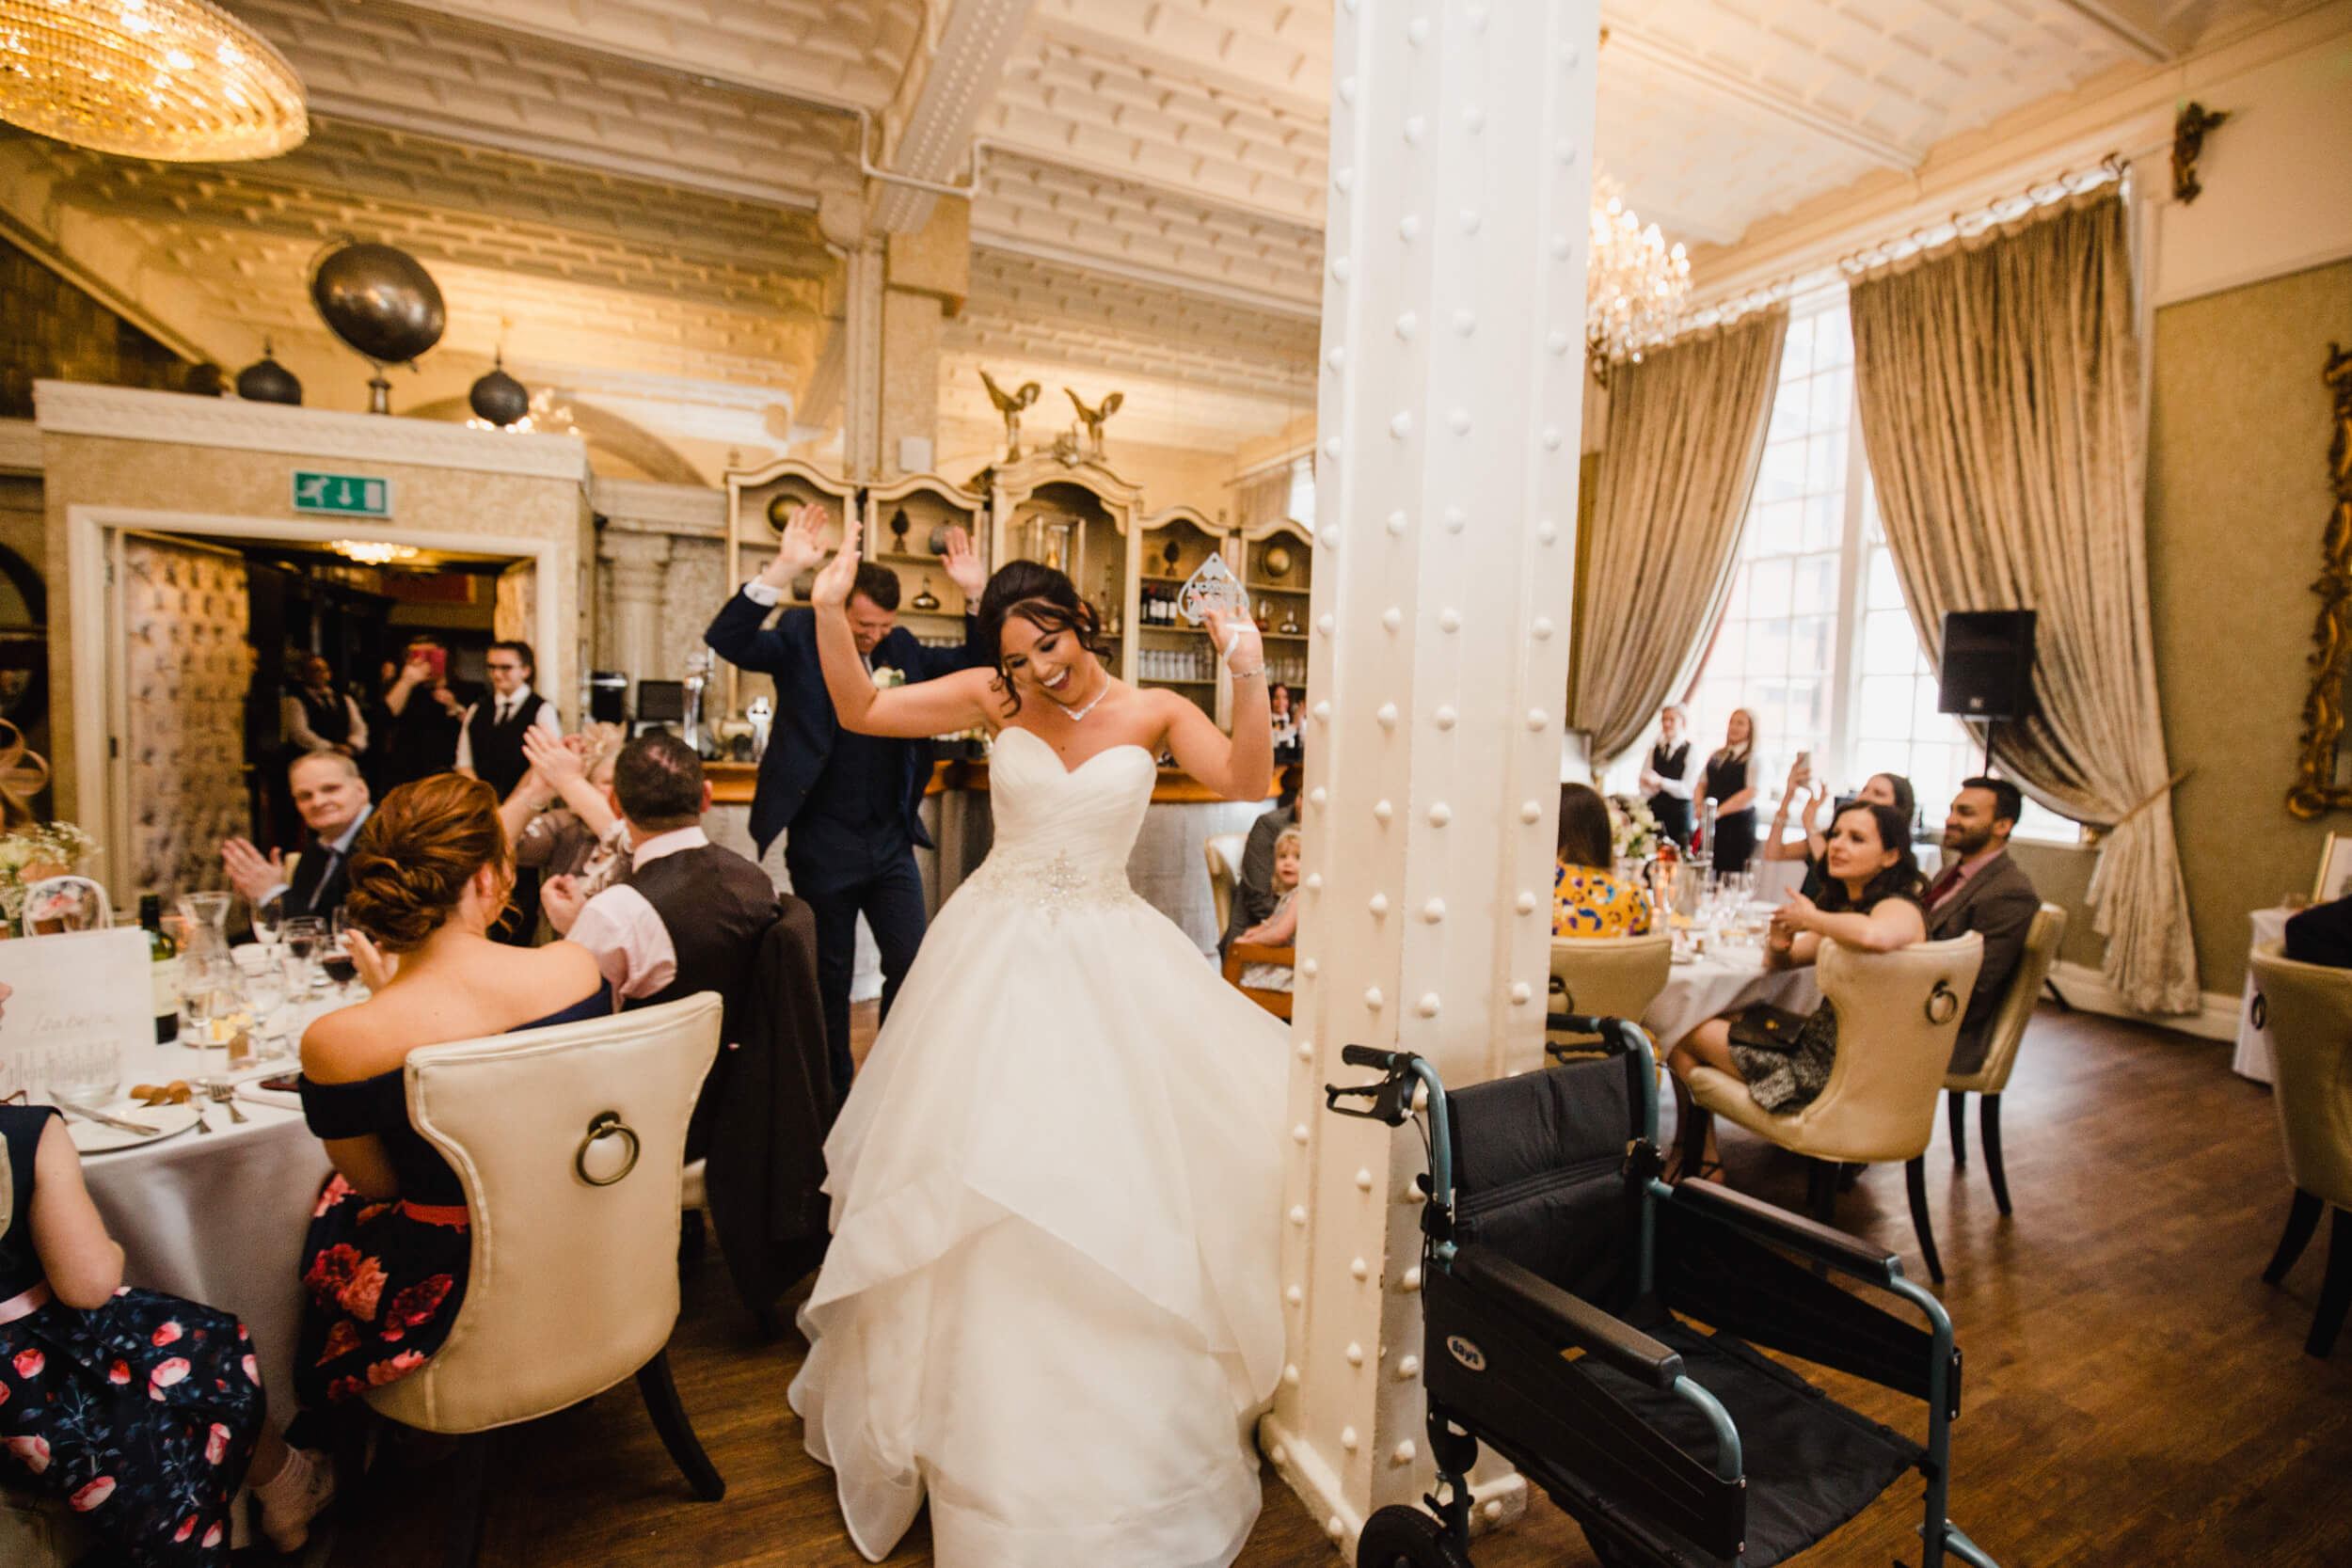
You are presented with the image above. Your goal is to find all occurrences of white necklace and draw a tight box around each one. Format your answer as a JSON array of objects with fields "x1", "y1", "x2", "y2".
[{"x1": 1055, "y1": 671, "x2": 1110, "y2": 721}]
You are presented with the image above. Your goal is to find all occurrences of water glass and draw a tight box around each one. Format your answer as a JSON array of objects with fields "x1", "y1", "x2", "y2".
[
  {"x1": 283, "y1": 917, "x2": 326, "y2": 995},
  {"x1": 44, "y1": 1043, "x2": 122, "y2": 1107},
  {"x1": 243, "y1": 964, "x2": 290, "y2": 1057}
]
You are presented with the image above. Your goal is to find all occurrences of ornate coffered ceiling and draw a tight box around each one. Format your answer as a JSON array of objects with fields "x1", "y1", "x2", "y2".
[{"x1": 4, "y1": 0, "x2": 2326, "y2": 469}]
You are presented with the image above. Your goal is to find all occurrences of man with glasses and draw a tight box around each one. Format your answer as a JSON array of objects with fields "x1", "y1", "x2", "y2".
[{"x1": 456, "y1": 641, "x2": 561, "y2": 797}]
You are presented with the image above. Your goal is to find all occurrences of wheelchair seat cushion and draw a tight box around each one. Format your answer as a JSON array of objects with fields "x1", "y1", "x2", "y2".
[{"x1": 1578, "y1": 1310, "x2": 1924, "y2": 1568}]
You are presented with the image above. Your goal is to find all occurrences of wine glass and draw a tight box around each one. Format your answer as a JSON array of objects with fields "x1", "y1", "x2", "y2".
[
  {"x1": 242, "y1": 962, "x2": 290, "y2": 1060},
  {"x1": 323, "y1": 909, "x2": 360, "y2": 993},
  {"x1": 249, "y1": 895, "x2": 280, "y2": 957}
]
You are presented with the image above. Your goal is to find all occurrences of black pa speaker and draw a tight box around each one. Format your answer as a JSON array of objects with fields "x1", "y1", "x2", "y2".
[
  {"x1": 1937, "y1": 610, "x2": 2036, "y2": 720},
  {"x1": 588, "y1": 671, "x2": 629, "y2": 724}
]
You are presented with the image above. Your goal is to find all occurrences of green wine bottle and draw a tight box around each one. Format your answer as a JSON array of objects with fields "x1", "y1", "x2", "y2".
[{"x1": 138, "y1": 894, "x2": 179, "y2": 1044}]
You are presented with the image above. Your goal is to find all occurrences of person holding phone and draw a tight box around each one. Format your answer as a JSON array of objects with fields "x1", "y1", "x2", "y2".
[{"x1": 374, "y1": 635, "x2": 469, "y2": 793}]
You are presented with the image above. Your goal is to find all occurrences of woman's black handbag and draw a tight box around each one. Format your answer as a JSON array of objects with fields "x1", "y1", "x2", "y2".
[{"x1": 1726, "y1": 1003, "x2": 1811, "y2": 1053}]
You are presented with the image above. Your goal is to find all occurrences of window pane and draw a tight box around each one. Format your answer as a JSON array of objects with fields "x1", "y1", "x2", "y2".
[
  {"x1": 1750, "y1": 556, "x2": 1792, "y2": 608},
  {"x1": 1867, "y1": 549, "x2": 1905, "y2": 610},
  {"x1": 1784, "y1": 312, "x2": 1816, "y2": 373},
  {"x1": 1860, "y1": 674, "x2": 1912, "y2": 738},
  {"x1": 1807, "y1": 430, "x2": 1847, "y2": 493},
  {"x1": 1863, "y1": 609, "x2": 1915, "y2": 672},
  {"x1": 1758, "y1": 441, "x2": 1805, "y2": 505},
  {"x1": 1809, "y1": 368, "x2": 1851, "y2": 430},
  {"x1": 1755, "y1": 500, "x2": 1802, "y2": 556},
  {"x1": 1804, "y1": 492, "x2": 1842, "y2": 551},
  {"x1": 1813, "y1": 308, "x2": 1852, "y2": 369},
  {"x1": 1792, "y1": 554, "x2": 1838, "y2": 615}
]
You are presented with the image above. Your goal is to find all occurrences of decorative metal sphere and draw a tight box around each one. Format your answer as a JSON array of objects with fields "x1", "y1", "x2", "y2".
[
  {"x1": 310, "y1": 243, "x2": 446, "y2": 365},
  {"x1": 235, "y1": 350, "x2": 302, "y2": 405},
  {"x1": 765, "y1": 493, "x2": 799, "y2": 531},
  {"x1": 468, "y1": 359, "x2": 529, "y2": 426},
  {"x1": 1263, "y1": 545, "x2": 1294, "y2": 578}
]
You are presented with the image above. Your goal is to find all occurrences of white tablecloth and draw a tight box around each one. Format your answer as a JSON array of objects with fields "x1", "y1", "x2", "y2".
[
  {"x1": 76, "y1": 1026, "x2": 336, "y2": 1411},
  {"x1": 1642, "y1": 947, "x2": 1823, "y2": 1053},
  {"x1": 2233, "y1": 907, "x2": 2295, "y2": 1085}
]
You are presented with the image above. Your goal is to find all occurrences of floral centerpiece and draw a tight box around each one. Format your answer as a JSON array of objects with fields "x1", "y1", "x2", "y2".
[
  {"x1": 0, "y1": 820, "x2": 98, "y2": 927},
  {"x1": 1606, "y1": 793, "x2": 1661, "y2": 867}
]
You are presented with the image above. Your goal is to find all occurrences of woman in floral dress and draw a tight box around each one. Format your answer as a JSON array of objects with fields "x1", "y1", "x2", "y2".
[
  {"x1": 295, "y1": 774, "x2": 607, "y2": 1405},
  {"x1": 0, "y1": 981, "x2": 333, "y2": 1559}
]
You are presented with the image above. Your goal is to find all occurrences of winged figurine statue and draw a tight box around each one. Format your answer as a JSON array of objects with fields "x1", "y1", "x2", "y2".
[
  {"x1": 1065, "y1": 388, "x2": 1124, "y2": 458},
  {"x1": 979, "y1": 370, "x2": 1041, "y2": 460}
]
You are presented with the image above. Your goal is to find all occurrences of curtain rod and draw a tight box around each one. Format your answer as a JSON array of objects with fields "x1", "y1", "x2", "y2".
[{"x1": 1661, "y1": 141, "x2": 2165, "y2": 342}]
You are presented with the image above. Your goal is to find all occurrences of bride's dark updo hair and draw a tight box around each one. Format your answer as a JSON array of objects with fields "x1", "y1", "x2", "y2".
[
  {"x1": 344, "y1": 774, "x2": 512, "y2": 954},
  {"x1": 976, "y1": 559, "x2": 1103, "y2": 715}
]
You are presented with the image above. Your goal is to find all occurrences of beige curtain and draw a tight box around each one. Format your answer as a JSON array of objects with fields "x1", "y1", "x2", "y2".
[
  {"x1": 1570, "y1": 307, "x2": 1788, "y2": 765},
  {"x1": 1850, "y1": 189, "x2": 2199, "y2": 1014},
  {"x1": 1233, "y1": 462, "x2": 1297, "y2": 534}
]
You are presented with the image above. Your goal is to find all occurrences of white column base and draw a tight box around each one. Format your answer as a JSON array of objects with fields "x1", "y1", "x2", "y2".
[{"x1": 1260, "y1": 1413, "x2": 1529, "y2": 1559}]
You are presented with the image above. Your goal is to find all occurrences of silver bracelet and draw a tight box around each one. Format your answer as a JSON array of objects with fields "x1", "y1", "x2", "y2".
[{"x1": 1230, "y1": 663, "x2": 1265, "y2": 679}]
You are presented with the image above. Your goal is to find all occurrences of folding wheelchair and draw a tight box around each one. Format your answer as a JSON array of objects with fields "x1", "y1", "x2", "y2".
[{"x1": 1325, "y1": 1016, "x2": 1999, "y2": 1568}]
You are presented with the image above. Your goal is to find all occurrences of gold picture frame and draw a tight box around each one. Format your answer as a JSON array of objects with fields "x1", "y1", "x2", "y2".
[
  {"x1": 2289, "y1": 343, "x2": 2352, "y2": 818},
  {"x1": 2317, "y1": 832, "x2": 2352, "y2": 906}
]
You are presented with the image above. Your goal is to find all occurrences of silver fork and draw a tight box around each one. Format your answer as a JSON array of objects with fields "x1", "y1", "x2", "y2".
[
  {"x1": 190, "y1": 1098, "x2": 213, "y2": 1135},
  {"x1": 204, "y1": 1081, "x2": 247, "y2": 1125}
]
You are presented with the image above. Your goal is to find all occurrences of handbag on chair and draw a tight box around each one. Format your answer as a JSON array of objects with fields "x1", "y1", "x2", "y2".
[{"x1": 1726, "y1": 1003, "x2": 1811, "y2": 1053}]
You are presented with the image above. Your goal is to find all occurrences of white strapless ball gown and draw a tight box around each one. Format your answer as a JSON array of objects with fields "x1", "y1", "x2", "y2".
[{"x1": 788, "y1": 726, "x2": 1288, "y2": 1567}]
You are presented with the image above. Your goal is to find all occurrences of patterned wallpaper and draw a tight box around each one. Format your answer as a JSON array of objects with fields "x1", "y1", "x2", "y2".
[{"x1": 122, "y1": 537, "x2": 247, "y2": 896}]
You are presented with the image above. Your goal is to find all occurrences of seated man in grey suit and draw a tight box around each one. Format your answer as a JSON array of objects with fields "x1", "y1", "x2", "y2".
[{"x1": 1925, "y1": 777, "x2": 2043, "y2": 1074}]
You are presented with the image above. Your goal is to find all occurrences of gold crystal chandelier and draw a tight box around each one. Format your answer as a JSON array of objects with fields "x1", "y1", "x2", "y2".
[
  {"x1": 1587, "y1": 174, "x2": 1692, "y2": 372},
  {"x1": 0, "y1": 0, "x2": 307, "y2": 162}
]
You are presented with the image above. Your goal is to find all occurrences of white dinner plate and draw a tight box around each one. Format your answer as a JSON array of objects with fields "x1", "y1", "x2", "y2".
[{"x1": 61, "y1": 1099, "x2": 204, "y2": 1154}]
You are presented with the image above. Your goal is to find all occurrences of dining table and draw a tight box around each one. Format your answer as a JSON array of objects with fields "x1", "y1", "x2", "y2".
[
  {"x1": 72, "y1": 992, "x2": 346, "y2": 1412},
  {"x1": 1641, "y1": 937, "x2": 1823, "y2": 1054}
]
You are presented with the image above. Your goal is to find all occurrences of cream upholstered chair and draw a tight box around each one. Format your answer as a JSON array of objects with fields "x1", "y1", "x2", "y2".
[
  {"x1": 364, "y1": 992, "x2": 726, "y2": 1566},
  {"x1": 2249, "y1": 940, "x2": 2352, "y2": 1358},
  {"x1": 0, "y1": 1497, "x2": 88, "y2": 1567},
  {"x1": 1683, "y1": 933, "x2": 1982, "y2": 1284},
  {"x1": 1943, "y1": 902, "x2": 2067, "y2": 1215},
  {"x1": 1547, "y1": 934, "x2": 1674, "y2": 1049},
  {"x1": 1205, "y1": 832, "x2": 1248, "y2": 938}
]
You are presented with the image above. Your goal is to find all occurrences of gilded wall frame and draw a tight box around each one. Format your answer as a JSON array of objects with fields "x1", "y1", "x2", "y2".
[{"x1": 2290, "y1": 343, "x2": 2352, "y2": 818}]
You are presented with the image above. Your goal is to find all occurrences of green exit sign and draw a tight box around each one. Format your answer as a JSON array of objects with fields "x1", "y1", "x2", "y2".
[{"x1": 292, "y1": 471, "x2": 391, "y2": 517}]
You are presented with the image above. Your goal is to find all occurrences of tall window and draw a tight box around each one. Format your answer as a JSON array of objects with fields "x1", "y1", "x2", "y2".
[
  {"x1": 1687, "y1": 304, "x2": 1852, "y2": 796},
  {"x1": 1622, "y1": 288, "x2": 2078, "y2": 845}
]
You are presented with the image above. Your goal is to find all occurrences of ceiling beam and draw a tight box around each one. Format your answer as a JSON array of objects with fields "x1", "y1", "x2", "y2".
[
  {"x1": 1603, "y1": 24, "x2": 1918, "y2": 171},
  {"x1": 969, "y1": 235, "x2": 1322, "y2": 321},
  {"x1": 304, "y1": 93, "x2": 831, "y2": 215},
  {"x1": 2051, "y1": 0, "x2": 2175, "y2": 64},
  {"x1": 1023, "y1": 9, "x2": 1328, "y2": 123},
  {"x1": 869, "y1": 0, "x2": 1040, "y2": 232}
]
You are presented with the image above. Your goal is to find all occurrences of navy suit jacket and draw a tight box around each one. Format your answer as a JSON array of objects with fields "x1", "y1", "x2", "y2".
[{"x1": 704, "y1": 592, "x2": 985, "y2": 858}]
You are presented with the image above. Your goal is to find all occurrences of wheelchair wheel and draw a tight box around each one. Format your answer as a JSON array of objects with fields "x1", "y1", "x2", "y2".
[{"x1": 1359, "y1": 1504, "x2": 1471, "y2": 1568}]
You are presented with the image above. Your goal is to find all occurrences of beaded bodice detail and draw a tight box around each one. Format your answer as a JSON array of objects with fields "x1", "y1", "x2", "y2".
[{"x1": 961, "y1": 730, "x2": 1153, "y2": 919}]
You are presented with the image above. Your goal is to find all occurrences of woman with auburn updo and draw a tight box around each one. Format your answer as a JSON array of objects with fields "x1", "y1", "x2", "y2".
[{"x1": 294, "y1": 774, "x2": 608, "y2": 1407}]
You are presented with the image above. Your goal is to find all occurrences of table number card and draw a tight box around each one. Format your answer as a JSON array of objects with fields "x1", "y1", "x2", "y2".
[
  {"x1": 1177, "y1": 554, "x2": 1250, "y2": 626},
  {"x1": 0, "y1": 927, "x2": 150, "y2": 1101}
]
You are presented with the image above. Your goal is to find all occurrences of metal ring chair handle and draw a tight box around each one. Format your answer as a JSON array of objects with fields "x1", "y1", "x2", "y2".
[
  {"x1": 2250, "y1": 991, "x2": 2266, "y2": 1031},
  {"x1": 574, "y1": 1111, "x2": 640, "y2": 1187},
  {"x1": 1925, "y1": 980, "x2": 1961, "y2": 1026}
]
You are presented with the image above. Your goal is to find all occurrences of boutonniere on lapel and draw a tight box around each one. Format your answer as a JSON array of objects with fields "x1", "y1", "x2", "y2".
[{"x1": 872, "y1": 666, "x2": 906, "y2": 690}]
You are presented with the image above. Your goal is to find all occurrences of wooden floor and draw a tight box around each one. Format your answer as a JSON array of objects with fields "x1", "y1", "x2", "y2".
[{"x1": 321, "y1": 1002, "x2": 2352, "y2": 1568}]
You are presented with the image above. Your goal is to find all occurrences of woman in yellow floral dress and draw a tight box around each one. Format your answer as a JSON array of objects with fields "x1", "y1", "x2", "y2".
[{"x1": 1552, "y1": 783, "x2": 1652, "y2": 938}]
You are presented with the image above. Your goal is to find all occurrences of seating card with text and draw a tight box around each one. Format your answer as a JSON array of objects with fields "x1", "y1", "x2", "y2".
[{"x1": 0, "y1": 927, "x2": 150, "y2": 1102}]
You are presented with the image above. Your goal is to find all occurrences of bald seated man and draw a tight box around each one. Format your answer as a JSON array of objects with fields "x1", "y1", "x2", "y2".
[{"x1": 221, "y1": 750, "x2": 374, "y2": 923}]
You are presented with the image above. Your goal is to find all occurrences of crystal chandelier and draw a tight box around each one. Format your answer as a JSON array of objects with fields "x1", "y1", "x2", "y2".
[
  {"x1": 1587, "y1": 174, "x2": 1691, "y2": 372},
  {"x1": 0, "y1": 0, "x2": 307, "y2": 162}
]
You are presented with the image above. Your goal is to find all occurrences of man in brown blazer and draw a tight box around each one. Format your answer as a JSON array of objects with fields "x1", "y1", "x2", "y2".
[{"x1": 1924, "y1": 778, "x2": 2043, "y2": 1075}]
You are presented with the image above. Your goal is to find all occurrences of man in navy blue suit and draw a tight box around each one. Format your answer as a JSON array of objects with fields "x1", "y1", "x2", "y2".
[{"x1": 705, "y1": 503, "x2": 989, "y2": 1099}]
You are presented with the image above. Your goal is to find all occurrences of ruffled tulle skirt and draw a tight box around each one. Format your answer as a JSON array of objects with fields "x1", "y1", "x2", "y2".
[{"x1": 787, "y1": 878, "x2": 1287, "y2": 1566}]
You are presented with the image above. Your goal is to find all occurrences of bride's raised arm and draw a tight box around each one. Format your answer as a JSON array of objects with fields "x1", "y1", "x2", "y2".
[
  {"x1": 1159, "y1": 608, "x2": 1273, "y2": 802},
  {"x1": 811, "y1": 517, "x2": 995, "y2": 739}
]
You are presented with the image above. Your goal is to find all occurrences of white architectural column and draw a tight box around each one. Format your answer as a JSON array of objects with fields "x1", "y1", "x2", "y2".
[
  {"x1": 1265, "y1": 0, "x2": 1597, "y2": 1553},
  {"x1": 600, "y1": 529, "x2": 674, "y2": 684},
  {"x1": 842, "y1": 237, "x2": 887, "y2": 479}
]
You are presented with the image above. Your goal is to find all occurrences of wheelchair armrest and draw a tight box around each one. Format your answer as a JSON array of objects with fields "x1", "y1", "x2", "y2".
[
  {"x1": 1668, "y1": 1180, "x2": 1902, "y2": 1285},
  {"x1": 1451, "y1": 1245, "x2": 1685, "y2": 1391}
]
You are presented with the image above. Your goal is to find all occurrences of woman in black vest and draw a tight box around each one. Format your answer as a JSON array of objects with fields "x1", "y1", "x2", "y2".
[
  {"x1": 1702, "y1": 706, "x2": 1760, "y2": 874},
  {"x1": 1640, "y1": 703, "x2": 1695, "y2": 848}
]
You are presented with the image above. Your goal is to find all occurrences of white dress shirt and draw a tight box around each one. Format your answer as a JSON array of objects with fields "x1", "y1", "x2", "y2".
[
  {"x1": 454, "y1": 679, "x2": 563, "y2": 772},
  {"x1": 564, "y1": 825, "x2": 710, "y2": 1001},
  {"x1": 259, "y1": 804, "x2": 373, "y2": 910}
]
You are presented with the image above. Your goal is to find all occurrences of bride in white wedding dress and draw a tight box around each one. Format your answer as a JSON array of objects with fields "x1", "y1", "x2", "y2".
[{"x1": 787, "y1": 515, "x2": 1288, "y2": 1567}]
